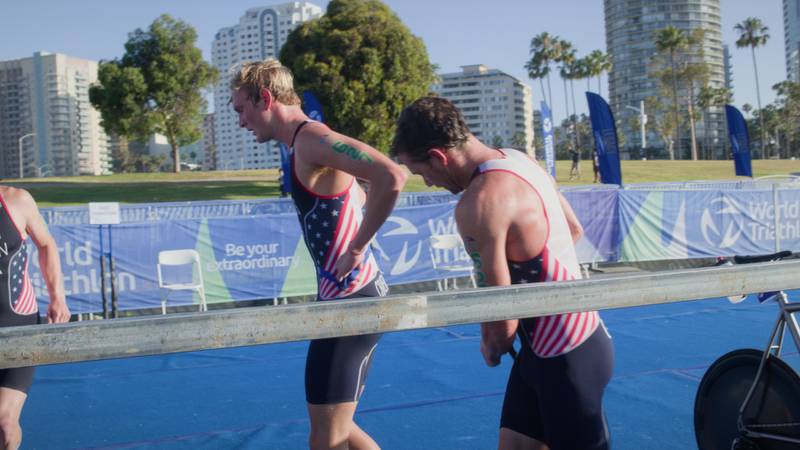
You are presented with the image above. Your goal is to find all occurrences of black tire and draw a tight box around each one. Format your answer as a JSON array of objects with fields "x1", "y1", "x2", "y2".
[{"x1": 694, "y1": 349, "x2": 800, "y2": 450}]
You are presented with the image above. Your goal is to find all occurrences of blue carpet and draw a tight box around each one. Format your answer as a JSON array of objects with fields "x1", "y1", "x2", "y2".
[{"x1": 20, "y1": 292, "x2": 800, "y2": 449}]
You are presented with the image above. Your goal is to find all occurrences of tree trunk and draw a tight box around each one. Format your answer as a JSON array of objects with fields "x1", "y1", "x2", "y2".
[
  {"x1": 670, "y1": 50, "x2": 682, "y2": 160},
  {"x1": 688, "y1": 88, "x2": 698, "y2": 161},
  {"x1": 751, "y1": 46, "x2": 766, "y2": 159},
  {"x1": 563, "y1": 77, "x2": 573, "y2": 153},
  {"x1": 546, "y1": 73, "x2": 554, "y2": 113},
  {"x1": 703, "y1": 109, "x2": 710, "y2": 159},
  {"x1": 570, "y1": 79, "x2": 582, "y2": 157},
  {"x1": 539, "y1": 79, "x2": 546, "y2": 106},
  {"x1": 168, "y1": 134, "x2": 181, "y2": 173}
]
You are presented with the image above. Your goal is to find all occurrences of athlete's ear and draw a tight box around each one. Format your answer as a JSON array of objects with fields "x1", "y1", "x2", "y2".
[
  {"x1": 259, "y1": 88, "x2": 273, "y2": 111},
  {"x1": 427, "y1": 148, "x2": 448, "y2": 166}
]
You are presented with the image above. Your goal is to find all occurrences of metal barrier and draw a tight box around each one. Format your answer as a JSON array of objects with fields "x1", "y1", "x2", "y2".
[{"x1": 3, "y1": 260, "x2": 799, "y2": 369}]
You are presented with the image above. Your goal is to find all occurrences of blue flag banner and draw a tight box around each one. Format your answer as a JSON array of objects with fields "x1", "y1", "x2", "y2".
[
  {"x1": 540, "y1": 101, "x2": 556, "y2": 177},
  {"x1": 586, "y1": 92, "x2": 623, "y2": 186},
  {"x1": 725, "y1": 105, "x2": 753, "y2": 178},
  {"x1": 303, "y1": 91, "x2": 324, "y2": 123},
  {"x1": 278, "y1": 143, "x2": 292, "y2": 196}
]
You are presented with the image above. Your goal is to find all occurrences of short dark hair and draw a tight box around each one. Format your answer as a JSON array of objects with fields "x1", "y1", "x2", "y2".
[{"x1": 390, "y1": 97, "x2": 470, "y2": 162}]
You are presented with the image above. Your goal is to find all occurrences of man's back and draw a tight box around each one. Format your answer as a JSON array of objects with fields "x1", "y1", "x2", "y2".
[{"x1": 458, "y1": 149, "x2": 580, "y2": 277}]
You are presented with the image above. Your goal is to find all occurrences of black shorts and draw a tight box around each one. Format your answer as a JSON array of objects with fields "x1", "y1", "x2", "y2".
[
  {"x1": 0, "y1": 366, "x2": 35, "y2": 394},
  {"x1": 305, "y1": 273, "x2": 388, "y2": 405},
  {"x1": 500, "y1": 323, "x2": 614, "y2": 450},
  {"x1": 0, "y1": 313, "x2": 39, "y2": 394}
]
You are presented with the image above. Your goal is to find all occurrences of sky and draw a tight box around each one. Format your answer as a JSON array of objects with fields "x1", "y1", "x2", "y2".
[{"x1": 0, "y1": 0, "x2": 787, "y2": 122}]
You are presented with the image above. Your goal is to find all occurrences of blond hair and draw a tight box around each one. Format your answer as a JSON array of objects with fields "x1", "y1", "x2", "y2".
[{"x1": 230, "y1": 58, "x2": 301, "y2": 106}]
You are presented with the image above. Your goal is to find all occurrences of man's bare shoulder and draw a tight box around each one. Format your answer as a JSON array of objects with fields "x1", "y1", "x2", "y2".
[
  {"x1": 0, "y1": 186, "x2": 34, "y2": 208},
  {"x1": 456, "y1": 173, "x2": 520, "y2": 229}
]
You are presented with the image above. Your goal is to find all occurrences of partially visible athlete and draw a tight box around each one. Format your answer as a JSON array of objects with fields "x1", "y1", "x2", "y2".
[
  {"x1": 231, "y1": 59, "x2": 406, "y2": 450},
  {"x1": 392, "y1": 97, "x2": 614, "y2": 450},
  {"x1": 0, "y1": 186, "x2": 70, "y2": 450}
]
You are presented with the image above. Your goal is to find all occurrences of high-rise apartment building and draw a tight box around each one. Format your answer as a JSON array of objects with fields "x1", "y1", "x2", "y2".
[
  {"x1": 784, "y1": 0, "x2": 800, "y2": 82},
  {"x1": 605, "y1": 0, "x2": 727, "y2": 158},
  {"x1": 0, "y1": 51, "x2": 110, "y2": 177},
  {"x1": 431, "y1": 64, "x2": 534, "y2": 155},
  {"x1": 211, "y1": 2, "x2": 323, "y2": 170},
  {"x1": 723, "y1": 45, "x2": 734, "y2": 95}
]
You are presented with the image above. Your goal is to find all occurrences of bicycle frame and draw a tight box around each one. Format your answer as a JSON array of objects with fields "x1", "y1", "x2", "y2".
[{"x1": 737, "y1": 291, "x2": 800, "y2": 444}]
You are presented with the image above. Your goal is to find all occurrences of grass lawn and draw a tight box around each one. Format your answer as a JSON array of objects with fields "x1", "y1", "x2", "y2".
[{"x1": 6, "y1": 159, "x2": 800, "y2": 207}]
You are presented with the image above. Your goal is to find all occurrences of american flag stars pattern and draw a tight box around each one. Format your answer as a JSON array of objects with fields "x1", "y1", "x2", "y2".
[
  {"x1": 293, "y1": 179, "x2": 378, "y2": 301},
  {"x1": 8, "y1": 240, "x2": 36, "y2": 315}
]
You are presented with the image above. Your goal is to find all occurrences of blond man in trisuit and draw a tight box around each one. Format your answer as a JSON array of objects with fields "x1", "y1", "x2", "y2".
[
  {"x1": 230, "y1": 59, "x2": 406, "y2": 450},
  {"x1": 0, "y1": 186, "x2": 70, "y2": 450}
]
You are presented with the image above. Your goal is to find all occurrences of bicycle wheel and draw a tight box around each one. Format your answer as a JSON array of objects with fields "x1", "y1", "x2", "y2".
[{"x1": 694, "y1": 349, "x2": 800, "y2": 450}]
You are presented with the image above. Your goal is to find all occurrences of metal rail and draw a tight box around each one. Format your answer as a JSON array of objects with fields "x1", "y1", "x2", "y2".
[{"x1": 2, "y1": 261, "x2": 800, "y2": 369}]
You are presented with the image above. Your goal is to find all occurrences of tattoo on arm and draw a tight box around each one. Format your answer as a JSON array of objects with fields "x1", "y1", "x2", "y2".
[
  {"x1": 464, "y1": 236, "x2": 488, "y2": 287},
  {"x1": 327, "y1": 137, "x2": 373, "y2": 163}
]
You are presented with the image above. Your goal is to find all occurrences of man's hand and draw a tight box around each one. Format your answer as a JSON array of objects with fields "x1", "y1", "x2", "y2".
[
  {"x1": 334, "y1": 246, "x2": 364, "y2": 283},
  {"x1": 47, "y1": 300, "x2": 70, "y2": 324},
  {"x1": 480, "y1": 338, "x2": 503, "y2": 367}
]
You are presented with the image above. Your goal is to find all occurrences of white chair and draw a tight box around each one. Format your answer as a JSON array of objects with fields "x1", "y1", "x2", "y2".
[
  {"x1": 428, "y1": 234, "x2": 477, "y2": 291},
  {"x1": 157, "y1": 249, "x2": 207, "y2": 314}
]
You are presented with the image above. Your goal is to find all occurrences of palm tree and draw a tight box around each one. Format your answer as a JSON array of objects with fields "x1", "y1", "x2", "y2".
[
  {"x1": 525, "y1": 55, "x2": 549, "y2": 107},
  {"x1": 527, "y1": 32, "x2": 560, "y2": 109},
  {"x1": 559, "y1": 45, "x2": 583, "y2": 158},
  {"x1": 735, "y1": 17, "x2": 770, "y2": 158},
  {"x1": 586, "y1": 50, "x2": 612, "y2": 96},
  {"x1": 511, "y1": 131, "x2": 527, "y2": 150},
  {"x1": 698, "y1": 86, "x2": 732, "y2": 159},
  {"x1": 575, "y1": 56, "x2": 592, "y2": 92},
  {"x1": 654, "y1": 26, "x2": 689, "y2": 160},
  {"x1": 557, "y1": 40, "x2": 576, "y2": 126}
]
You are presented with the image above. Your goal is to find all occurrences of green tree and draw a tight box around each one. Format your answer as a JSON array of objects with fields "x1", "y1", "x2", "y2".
[
  {"x1": 735, "y1": 17, "x2": 770, "y2": 158},
  {"x1": 89, "y1": 15, "x2": 217, "y2": 173},
  {"x1": 280, "y1": 0, "x2": 435, "y2": 152},
  {"x1": 772, "y1": 81, "x2": 800, "y2": 158},
  {"x1": 491, "y1": 135, "x2": 504, "y2": 148},
  {"x1": 526, "y1": 32, "x2": 561, "y2": 108},
  {"x1": 586, "y1": 50, "x2": 612, "y2": 96},
  {"x1": 511, "y1": 131, "x2": 527, "y2": 149},
  {"x1": 654, "y1": 26, "x2": 689, "y2": 160},
  {"x1": 697, "y1": 86, "x2": 732, "y2": 159},
  {"x1": 559, "y1": 46, "x2": 585, "y2": 157},
  {"x1": 645, "y1": 95, "x2": 678, "y2": 160}
]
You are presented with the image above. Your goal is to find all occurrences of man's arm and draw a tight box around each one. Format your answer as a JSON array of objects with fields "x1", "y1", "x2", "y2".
[
  {"x1": 297, "y1": 126, "x2": 408, "y2": 280},
  {"x1": 18, "y1": 189, "x2": 70, "y2": 323},
  {"x1": 558, "y1": 191, "x2": 583, "y2": 243},
  {"x1": 456, "y1": 189, "x2": 517, "y2": 367}
]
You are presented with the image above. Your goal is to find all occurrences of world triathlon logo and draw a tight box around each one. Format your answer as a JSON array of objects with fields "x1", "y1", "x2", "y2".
[
  {"x1": 372, "y1": 216, "x2": 422, "y2": 276},
  {"x1": 700, "y1": 197, "x2": 744, "y2": 249}
]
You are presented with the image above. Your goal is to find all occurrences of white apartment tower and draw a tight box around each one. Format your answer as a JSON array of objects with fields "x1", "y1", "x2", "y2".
[
  {"x1": 605, "y1": 0, "x2": 727, "y2": 158},
  {"x1": 431, "y1": 64, "x2": 534, "y2": 155},
  {"x1": 211, "y1": 2, "x2": 323, "y2": 170},
  {"x1": 784, "y1": 0, "x2": 800, "y2": 82},
  {"x1": 0, "y1": 52, "x2": 110, "y2": 177}
]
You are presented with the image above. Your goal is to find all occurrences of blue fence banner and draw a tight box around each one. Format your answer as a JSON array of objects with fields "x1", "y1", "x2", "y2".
[
  {"x1": 540, "y1": 101, "x2": 556, "y2": 177},
  {"x1": 28, "y1": 187, "x2": 800, "y2": 314},
  {"x1": 562, "y1": 187, "x2": 620, "y2": 263},
  {"x1": 586, "y1": 92, "x2": 623, "y2": 186},
  {"x1": 725, "y1": 105, "x2": 753, "y2": 178}
]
